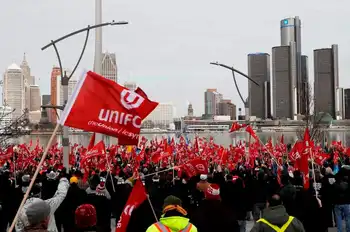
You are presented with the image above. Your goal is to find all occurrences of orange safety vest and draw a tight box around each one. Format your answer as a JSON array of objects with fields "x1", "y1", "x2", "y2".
[{"x1": 153, "y1": 222, "x2": 193, "y2": 232}]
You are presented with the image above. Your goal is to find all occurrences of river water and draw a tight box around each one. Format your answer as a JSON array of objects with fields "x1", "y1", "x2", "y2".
[{"x1": 16, "y1": 130, "x2": 350, "y2": 147}]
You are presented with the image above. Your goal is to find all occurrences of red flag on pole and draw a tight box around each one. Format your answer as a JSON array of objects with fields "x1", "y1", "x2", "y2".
[
  {"x1": 59, "y1": 71, "x2": 158, "y2": 145},
  {"x1": 116, "y1": 180, "x2": 147, "y2": 232}
]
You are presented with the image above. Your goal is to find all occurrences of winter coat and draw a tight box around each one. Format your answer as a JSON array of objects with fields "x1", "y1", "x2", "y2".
[
  {"x1": 250, "y1": 205, "x2": 305, "y2": 232},
  {"x1": 16, "y1": 178, "x2": 69, "y2": 232}
]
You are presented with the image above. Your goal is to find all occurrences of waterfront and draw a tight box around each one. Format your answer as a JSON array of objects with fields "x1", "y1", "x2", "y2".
[{"x1": 15, "y1": 130, "x2": 350, "y2": 147}]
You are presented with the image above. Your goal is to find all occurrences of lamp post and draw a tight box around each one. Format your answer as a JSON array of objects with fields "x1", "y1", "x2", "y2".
[
  {"x1": 41, "y1": 20, "x2": 128, "y2": 172},
  {"x1": 210, "y1": 61, "x2": 259, "y2": 108}
]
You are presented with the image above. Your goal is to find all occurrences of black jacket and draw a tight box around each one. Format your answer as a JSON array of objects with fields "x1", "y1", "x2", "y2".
[{"x1": 250, "y1": 205, "x2": 305, "y2": 232}]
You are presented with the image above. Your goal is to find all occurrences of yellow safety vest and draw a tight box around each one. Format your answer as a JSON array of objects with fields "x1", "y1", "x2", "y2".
[{"x1": 257, "y1": 216, "x2": 294, "y2": 232}]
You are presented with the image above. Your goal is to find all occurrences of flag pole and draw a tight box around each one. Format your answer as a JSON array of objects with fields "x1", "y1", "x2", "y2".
[{"x1": 8, "y1": 124, "x2": 60, "y2": 232}]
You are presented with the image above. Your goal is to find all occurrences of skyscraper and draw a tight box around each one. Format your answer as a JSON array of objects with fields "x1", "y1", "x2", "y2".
[
  {"x1": 313, "y1": 44, "x2": 339, "y2": 118},
  {"x1": 101, "y1": 52, "x2": 118, "y2": 82},
  {"x1": 29, "y1": 85, "x2": 41, "y2": 111},
  {"x1": 248, "y1": 53, "x2": 271, "y2": 119},
  {"x1": 344, "y1": 88, "x2": 350, "y2": 119},
  {"x1": 145, "y1": 103, "x2": 174, "y2": 129},
  {"x1": 280, "y1": 17, "x2": 308, "y2": 116},
  {"x1": 20, "y1": 53, "x2": 34, "y2": 111},
  {"x1": 272, "y1": 46, "x2": 294, "y2": 119},
  {"x1": 204, "y1": 89, "x2": 222, "y2": 118},
  {"x1": 3, "y1": 64, "x2": 25, "y2": 118},
  {"x1": 50, "y1": 67, "x2": 61, "y2": 123},
  {"x1": 300, "y1": 55, "x2": 309, "y2": 114}
]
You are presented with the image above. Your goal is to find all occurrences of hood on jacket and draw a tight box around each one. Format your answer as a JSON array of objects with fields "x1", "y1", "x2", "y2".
[
  {"x1": 160, "y1": 216, "x2": 190, "y2": 231},
  {"x1": 262, "y1": 205, "x2": 289, "y2": 227}
]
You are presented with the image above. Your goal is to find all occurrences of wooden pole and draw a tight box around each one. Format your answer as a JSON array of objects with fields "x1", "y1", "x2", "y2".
[{"x1": 8, "y1": 124, "x2": 60, "y2": 232}]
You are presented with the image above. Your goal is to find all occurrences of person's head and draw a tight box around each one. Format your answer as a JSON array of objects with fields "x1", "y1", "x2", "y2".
[
  {"x1": 162, "y1": 195, "x2": 187, "y2": 216},
  {"x1": 75, "y1": 204, "x2": 97, "y2": 230},
  {"x1": 267, "y1": 194, "x2": 283, "y2": 208},
  {"x1": 204, "y1": 184, "x2": 221, "y2": 201},
  {"x1": 19, "y1": 198, "x2": 50, "y2": 230}
]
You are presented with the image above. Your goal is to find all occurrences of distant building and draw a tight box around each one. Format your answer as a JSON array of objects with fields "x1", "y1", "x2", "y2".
[
  {"x1": 29, "y1": 111, "x2": 41, "y2": 123},
  {"x1": 300, "y1": 55, "x2": 309, "y2": 115},
  {"x1": 42, "y1": 95, "x2": 51, "y2": 106},
  {"x1": 41, "y1": 94, "x2": 51, "y2": 123},
  {"x1": 145, "y1": 103, "x2": 174, "y2": 129},
  {"x1": 345, "y1": 89, "x2": 350, "y2": 119},
  {"x1": 272, "y1": 46, "x2": 295, "y2": 119},
  {"x1": 124, "y1": 81, "x2": 136, "y2": 91},
  {"x1": 218, "y1": 99, "x2": 236, "y2": 120},
  {"x1": 313, "y1": 44, "x2": 339, "y2": 118},
  {"x1": 56, "y1": 75, "x2": 77, "y2": 119},
  {"x1": 204, "y1": 89, "x2": 222, "y2": 118},
  {"x1": 50, "y1": 67, "x2": 61, "y2": 123},
  {"x1": 101, "y1": 52, "x2": 117, "y2": 82},
  {"x1": 247, "y1": 53, "x2": 271, "y2": 119},
  {"x1": 20, "y1": 53, "x2": 34, "y2": 111},
  {"x1": 29, "y1": 85, "x2": 41, "y2": 111},
  {"x1": 187, "y1": 103, "x2": 194, "y2": 116},
  {"x1": 3, "y1": 63, "x2": 25, "y2": 119},
  {"x1": 280, "y1": 17, "x2": 308, "y2": 116}
]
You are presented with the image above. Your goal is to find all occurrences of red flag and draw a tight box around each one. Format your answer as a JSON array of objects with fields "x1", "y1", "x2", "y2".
[
  {"x1": 245, "y1": 125, "x2": 259, "y2": 140},
  {"x1": 80, "y1": 140, "x2": 106, "y2": 166},
  {"x1": 314, "y1": 153, "x2": 330, "y2": 166},
  {"x1": 116, "y1": 180, "x2": 147, "y2": 232},
  {"x1": 59, "y1": 71, "x2": 158, "y2": 145},
  {"x1": 88, "y1": 133, "x2": 96, "y2": 150},
  {"x1": 182, "y1": 158, "x2": 208, "y2": 177},
  {"x1": 229, "y1": 122, "x2": 244, "y2": 133}
]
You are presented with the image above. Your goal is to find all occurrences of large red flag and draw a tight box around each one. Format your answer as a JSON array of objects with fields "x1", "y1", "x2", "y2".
[
  {"x1": 59, "y1": 71, "x2": 158, "y2": 145},
  {"x1": 116, "y1": 180, "x2": 147, "y2": 232}
]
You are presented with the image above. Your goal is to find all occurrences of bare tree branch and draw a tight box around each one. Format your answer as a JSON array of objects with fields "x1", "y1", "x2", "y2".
[
  {"x1": 297, "y1": 82, "x2": 327, "y2": 143},
  {"x1": 0, "y1": 107, "x2": 31, "y2": 148}
]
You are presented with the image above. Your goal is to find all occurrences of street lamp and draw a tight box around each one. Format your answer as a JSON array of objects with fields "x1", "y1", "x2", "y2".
[
  {"x1": 41, "y1": 20, "x2": 128, "y2": 172},
  {"x1": 210, "y1": 61, "x2": 259, "y2": 106}
]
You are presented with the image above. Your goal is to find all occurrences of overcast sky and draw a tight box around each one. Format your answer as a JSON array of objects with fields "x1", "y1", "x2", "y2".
[{"x1": 1, "y1": 0, "x2": 349, "y2": 116}]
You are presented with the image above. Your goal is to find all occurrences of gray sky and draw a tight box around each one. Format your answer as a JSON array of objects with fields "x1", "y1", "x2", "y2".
[{"x1": 1, "y1": 0, "x2": 349, "y2": 117}]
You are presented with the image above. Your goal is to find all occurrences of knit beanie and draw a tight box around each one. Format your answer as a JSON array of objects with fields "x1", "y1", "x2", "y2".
[
  {"x1": 163, "y1": 195, "x2": 182, "y2": 208},
  {"x1": 24, "y1": 198, "x2": 51, "y2": 226},
  {"x1": 75, "y1": 204, "x2": 97, "y2": 229},
  {"x1": 70, "y1": 176, "x2": 78, "y2": 184}
]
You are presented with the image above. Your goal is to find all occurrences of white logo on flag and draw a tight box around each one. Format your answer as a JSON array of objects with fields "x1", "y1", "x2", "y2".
[
  {"x1": 124, "y1": 204, "x2": 135, "y2": 216},
  {"x1": 120, "y1": 89, "x2": 144, "y2": 110},
  {"x1": 195, "y1": 164, "x2": 205, "y2": 172}
]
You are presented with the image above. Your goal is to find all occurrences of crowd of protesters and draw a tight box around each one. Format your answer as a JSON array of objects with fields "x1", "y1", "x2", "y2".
[{"x1": 0, "y1": 151, "x2": 349, "y2": 232}]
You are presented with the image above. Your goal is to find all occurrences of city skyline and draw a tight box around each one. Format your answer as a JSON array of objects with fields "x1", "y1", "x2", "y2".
[{"x1": 1, "y1": 0, "x2": 350, "y2": 117}]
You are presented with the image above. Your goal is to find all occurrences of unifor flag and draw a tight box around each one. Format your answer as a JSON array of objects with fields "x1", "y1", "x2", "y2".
[
  {"x1": 116, "y1": 179, "x2": 147, "y2": 232},
  {"x1": 59, "y1": 71, "x2": 158, "y2": 145}
]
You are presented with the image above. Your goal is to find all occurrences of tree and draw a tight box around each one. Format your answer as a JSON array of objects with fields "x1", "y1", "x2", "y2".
[
  {"x1": 296, "y1": 82, "x2": 329, "y2": 143},
  {"x1": 0, "y1": 106, "x2": 31, "y2": 147}
]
